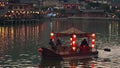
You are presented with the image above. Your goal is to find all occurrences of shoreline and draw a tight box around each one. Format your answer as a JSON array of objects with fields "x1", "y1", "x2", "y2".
[
  {"x1": 0, "y1": 17, "x2": 120, "y2": 25},
  {"x1": 50, "y1": 17, "x2": 120, "y2": 21}
]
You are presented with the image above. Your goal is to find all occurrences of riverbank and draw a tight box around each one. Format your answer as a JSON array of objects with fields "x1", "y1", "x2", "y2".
[
  {"x1": 0, "y1": 17, "x2": 119, "y2": 25},
  {"x1": 50, "y1": 17, "x2": 120, "y2": 21}
]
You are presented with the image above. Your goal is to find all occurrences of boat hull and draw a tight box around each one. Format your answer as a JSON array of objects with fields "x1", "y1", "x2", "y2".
[{"x1": 39, "y1": 47, "x2": 98, "y2": 60}]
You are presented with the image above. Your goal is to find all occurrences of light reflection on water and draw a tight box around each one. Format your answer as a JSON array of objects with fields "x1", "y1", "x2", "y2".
[{"x1": 0, "y1": 19, "x2": 120, "y2": 68}]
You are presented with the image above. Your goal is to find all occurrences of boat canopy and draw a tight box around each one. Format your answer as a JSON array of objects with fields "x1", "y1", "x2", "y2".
[
  {"x1": 50, "y1": 27, "x2": 96, "y2": 48},
  {"x1": 54, "y1": 27, "x2": 92, "y2": 38}
]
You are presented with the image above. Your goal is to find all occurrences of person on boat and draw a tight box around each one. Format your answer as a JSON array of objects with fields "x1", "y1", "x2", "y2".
[
  {"x1": 80, "y1": 39, "x2": 88, "y2": 47},
  {"x1": 49, "y1": 39, "x2": 54, "y2": 45},
  {"x1": 49, "y1": 39, "x2": 56, "y2": 51},
  {"x1": 56, "y1": 38, "x2": 62, "y2": 46}
]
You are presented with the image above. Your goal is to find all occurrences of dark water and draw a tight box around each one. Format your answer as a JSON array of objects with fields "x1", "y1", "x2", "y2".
[{"x1": 0, "y1": 18, "x2": 120, "y2": 68}]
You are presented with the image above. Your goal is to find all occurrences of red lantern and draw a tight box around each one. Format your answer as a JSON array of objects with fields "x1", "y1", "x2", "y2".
[
  {"x1": 72, "y1": 34, "x2": 76, "y2": 41},
  {"x1": 91, "y1": 33, "x2": 95, "y2": 48},
  {"x1": 70, "y1": 38, "x2": 72, "y2": 45},
  {"x1": 71, "y1": 34, "x2": 77, "y2": 51},
  {"x1": 50, "y1": 32, "x2": 54, "y2": 41},
  {"x1": 92, "y1": 33, "x2": 95, "y2": 39}
]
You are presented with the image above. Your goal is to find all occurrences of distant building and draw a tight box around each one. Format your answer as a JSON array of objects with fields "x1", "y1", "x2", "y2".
[
  {"x1": 110, "y1": 0, "x2": 120, "y2": 8},
  {"x1": 80, "y1": 9, "x2": 107, "y2": 17},
  {"x1": 0, "y1": 0, "x2": 42, "y2": 19},
  {"x1": 0, "y1": 0, "x2": 8, "y2": 17},
  {"x1": 87, "y1": 0, "x2": 109, "y2": 4},
  {"x1": 7, "y1": 3, "x2": 34, "y2": 18},
  {"x1": 42, "y1": 0, "x2": 59, "y2": 6}
]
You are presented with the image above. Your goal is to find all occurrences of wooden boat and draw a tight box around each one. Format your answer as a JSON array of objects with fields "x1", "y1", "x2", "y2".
[{"x1": 38, "y1": 27, "x2": 98, "y2": 60}]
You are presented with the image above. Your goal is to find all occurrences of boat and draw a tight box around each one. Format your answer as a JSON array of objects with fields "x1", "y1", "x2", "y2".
[{"x1": 38, "y1": 27, "x2": 98, "y2": 60}]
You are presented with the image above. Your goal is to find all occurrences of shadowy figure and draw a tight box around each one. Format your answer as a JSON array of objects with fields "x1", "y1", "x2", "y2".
[
  {"x1": 80, "y1": 39, "x2": 88, "y2": 47},
  {"x1": 49, "y1": 39, "x2": 54, "y2": 46},
  {"x1": 56, "y1": 38, "x2": 62, "y2": 46},
  {"x1": 49, "y1": 39, "x2": 56, "y2": 51}
]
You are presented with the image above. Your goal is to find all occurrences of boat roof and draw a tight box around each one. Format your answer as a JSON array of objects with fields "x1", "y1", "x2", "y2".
[
  {"x1": 59, "y1": 27, "x2": 85, "y2": 34},
  {"x1": 54, "y1": 27, "x2": 92, "y2": 38}
]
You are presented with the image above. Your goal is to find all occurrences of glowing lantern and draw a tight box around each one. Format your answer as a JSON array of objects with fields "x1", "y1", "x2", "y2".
[
  {"x1": 92, "y1": 33, "x2": 95, "y2": 39},
  {"x1": 72, "y1": 34, "x2": 76, "y2": 41},
  {"x1": 72, "y1": 47, "x2": 76, "y2": 51},
  {"x1": 50, "y1": 32, "x2": 54, "y2": 41},
  {"x1": 72, "y1": 41, "x2": 75, "y2": 45},
  {"x1": 70, "y1": 38, "x2": 72, "y2": 45},
  {"x1": 71, "y1": 34, "x2": 77, "y2": 51},
  {"x1": 91, "y1": 33, "x2": 95, "y2": 48}
]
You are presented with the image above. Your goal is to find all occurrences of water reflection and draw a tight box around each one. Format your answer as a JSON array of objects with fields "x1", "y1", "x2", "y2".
[
  {"x1": 62, "y1": 59, "x2": 95, "y2": 68},
  {"x1": 39, "y1": 58, "x2": 96, "y2": 68},
  {"x1": 0, "y1": 19, "x2": 120, "y2": 67},
  {"x1": 0, "y1": 24, "x2": 41, "y2": 56},
  {"x1": 41, "y1": 56, "x2": 119, "y2": 68},
  {"x1": 0, "y1": 23, "x2": 43, "y2": 67},
  {"x1": 108, "y1": 21, "x2": 119, "y2": 42},
  {"x1": 39, "y1": 59, "x2": 61, "y2": 68}
]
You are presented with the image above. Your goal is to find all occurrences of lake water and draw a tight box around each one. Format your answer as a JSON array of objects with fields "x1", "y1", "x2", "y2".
[{"x1": 0, "y1": 18, "x2": 120, "y2": 68}]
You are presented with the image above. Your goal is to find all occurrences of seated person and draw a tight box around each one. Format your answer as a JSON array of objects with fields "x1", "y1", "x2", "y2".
[
  {"x1": 49, "y1": 39, "x2": 54, "y2": 46},
  {"x1": 80, "y1": 39, "x2": 88, "y2": 47},
  {"x1": 49, "y1": 39, "x2": 56, "y2": 51},
  {"x1": 56, "y1": 38, "x2": 62, "y2": 46}
]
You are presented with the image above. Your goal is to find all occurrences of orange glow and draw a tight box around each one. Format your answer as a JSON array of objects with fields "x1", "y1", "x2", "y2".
[
  {"x1": 70, "y1": 64, "x2": 75, "y2": 68},
  {"x1": 92, "y1": 44, "x2": 95, "y2": 48},
  {"x1": 92, "y1": 39, "x2": 95, "y2": 42},
  {"x1": 50, "y1": 32, "x2": 54, "y2": 41},
  {"x1": 92, "y1": 33, "x2": 95, "y2": 39},
  {"x1": 70, "y1": 38, "x2": 72, "y2": 41},
  {"x1": 73, "y1": 34, "x2": 76, "y2": 38},
  {"x1": 92, "y1": 39, "x2": 95, "y2": 48},
  {"x1": 50, "y1": 32, "x2": 54, "y2": 36},
  {"x1": 92, "y1": 42, "x2": 95, "y2": 44},
  {"x1": 70, "y1": 38, "x2": 72, "y2": 45},
  {"x1": 91, "y1": 33, "x2": 95, "y2": 48},
  {"x1": 72, "y1": 34, "x2": 76, "y2": 41},
  {"x1": 72, "y1": 47, "x2": 76, "y2": 51},
  {"x1": 71, "y1": 34, "x2": 77, "y2": 50},
  {"x1": 72, "y1": 41, "x2": 75, "y2": 44},
  {"x1": 91, "y1": 62, "x2": 94, "y2": 68}
]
